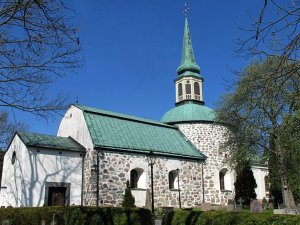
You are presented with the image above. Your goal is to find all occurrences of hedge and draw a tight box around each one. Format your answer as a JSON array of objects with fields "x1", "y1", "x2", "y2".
[
  {"x1": 0, "y1": 206, "x2": 152, "y2": 225},
  {"x1": 162, "y1": 210, "x2": 300, "y2": 225}
]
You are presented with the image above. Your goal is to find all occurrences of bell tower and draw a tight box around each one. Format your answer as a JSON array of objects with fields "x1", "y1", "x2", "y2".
[{"x1": 175, "y1": 13, "x2": 204, "y2": 106}]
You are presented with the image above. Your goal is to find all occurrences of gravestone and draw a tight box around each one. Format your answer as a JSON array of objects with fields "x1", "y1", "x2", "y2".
[
  {"x1": 201, "y1": 202, "x2": 212, "y2": 211},
  {"x1": 250, "y1": 199, "x2": 262, "y2": 213},
  {"x1": 145, "y1": 189, "x2": 151, "y2": 210}
]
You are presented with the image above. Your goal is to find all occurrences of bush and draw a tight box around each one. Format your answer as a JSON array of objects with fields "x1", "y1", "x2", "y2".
[
  {"x1": 0, "y1": 206, "x2": 152, "y2": 225},
  {"x1": 162, "y1": 210, "x2": 300, "y2": 225},
  {"x1": 122, "y1": 180, "x2": 135, "y2": 207}
]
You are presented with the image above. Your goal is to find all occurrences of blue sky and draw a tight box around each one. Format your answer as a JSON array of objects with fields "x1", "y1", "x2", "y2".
[{"x1": 19, "y1": 0, "x2": 265, "y2": 135}]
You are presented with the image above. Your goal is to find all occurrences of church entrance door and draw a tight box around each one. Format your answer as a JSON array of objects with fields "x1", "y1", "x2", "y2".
[{"x1": 48, "y1": 186, "x2": 67, "y2": 206}]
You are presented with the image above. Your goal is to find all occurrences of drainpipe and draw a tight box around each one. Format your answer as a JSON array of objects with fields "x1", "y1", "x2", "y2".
[
  {"x1": 96, "y1": 150, "x2": 100, "y2": 206},
  {"x1": 81, "y1": 151, "x2": 86, "y2": 206},
  {"x1": 202, "y1": 161, "x2": 205, "y2": 203}
]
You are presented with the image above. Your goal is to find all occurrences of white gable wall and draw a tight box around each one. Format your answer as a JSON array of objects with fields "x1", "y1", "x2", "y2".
[
  {"x1": 0, "y1": 135, "x2": 84, "y2": 207},
  {"x1": 0, "y1": 135, "x2": 25, "y2": 207},
  {"x1": 57, "y1": 106, "x2": 93, "y2": 150}
]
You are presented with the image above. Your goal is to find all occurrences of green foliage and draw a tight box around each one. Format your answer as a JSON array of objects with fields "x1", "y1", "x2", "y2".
[
  {"x1": 122, "y1": 180, "x2": 135, "y2": 207},
  {"x1": 216, "y1": 56, "x2": 300, "y2": 207},
  {"x1": 162, "y1": 210, "x2": 300, "y2": 225},
  {"x1": 268, "y1": 151, "x2": 283, "y2": 207},
  {"x1": 234, "y1": 160, "x2": 257, "y2": 206},
  {"x1": 0, "y1": 206, "x2": 152, "y2": 225}
]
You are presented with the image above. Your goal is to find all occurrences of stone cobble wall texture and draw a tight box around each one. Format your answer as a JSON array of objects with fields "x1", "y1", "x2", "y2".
[
  {"x1": 83, "y1": 150, "x2": 204, "y2": 208},
  {"x1": 177, "y1": 123, "x2": 235, "y2": 204}
]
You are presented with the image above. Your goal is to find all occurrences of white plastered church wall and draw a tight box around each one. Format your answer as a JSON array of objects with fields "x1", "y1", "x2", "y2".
[
  {"x1": 57, "y1": 105, "x2": 94, "y2": 150},
  {"x1": 0, "y1": 135, "x2": 83, "y2": 207},
  {"x1": 252, "y1": 165, "x2": 269, "y2": 200}
]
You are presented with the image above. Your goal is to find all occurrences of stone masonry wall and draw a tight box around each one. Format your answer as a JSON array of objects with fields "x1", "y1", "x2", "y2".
[
  {"x1": 177, "y1": 123, "x2": 235, "y2": 204},
  {"x1": 83, "y1": 150, "x2": 204, "y2": 208}
]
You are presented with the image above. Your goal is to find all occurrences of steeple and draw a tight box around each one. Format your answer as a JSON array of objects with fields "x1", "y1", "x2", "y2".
[
  {"x1": 176, "y1": 17, "x2": 200, "y2": 77},
  {"x1": 175, "y1": 13, "x2": 204, "y2": 106}
]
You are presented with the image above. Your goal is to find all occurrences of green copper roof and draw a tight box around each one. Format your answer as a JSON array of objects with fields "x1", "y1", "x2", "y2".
[
  {"x1": 75, "y1": 105, "x2": 206, "y2": 160},
  {"x1": 161, "y1": 102, "x2": 215, "y2": 124},
  {"x1": 176, "y1": 18, "x2": 200, "y2": 77},
  {"x1": 17, "y1": 132, "x2": 85, "y2": 152}
]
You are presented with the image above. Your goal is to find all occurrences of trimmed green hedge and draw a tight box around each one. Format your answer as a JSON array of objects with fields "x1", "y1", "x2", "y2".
[
  {"x1": 0, "y1": 206, "x2": 152, "y2": 225},
  {"x1": 162, "y1": 210, "x2": 300, "y2": 225}
]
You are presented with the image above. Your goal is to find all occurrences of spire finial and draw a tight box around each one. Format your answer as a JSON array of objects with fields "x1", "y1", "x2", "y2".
[{"x1": 182, "y1": 3, "x2": 189, "y2": 17}]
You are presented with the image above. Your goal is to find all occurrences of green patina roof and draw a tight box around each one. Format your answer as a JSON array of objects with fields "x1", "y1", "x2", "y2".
[
  {"x1": 75, "y1": 105, "x2": 206, "y2": 160},
  {"x1": 17, "y1": 132, "x2": 85, "y2": 152},
  {"x1": 176, "y1": 18, "x2": 200, "y2": 77},
  {"x1": 161, "y1": 102, "x2": 215, "y2": 124}
]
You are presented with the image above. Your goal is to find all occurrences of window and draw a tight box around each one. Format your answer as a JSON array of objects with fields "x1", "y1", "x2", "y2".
[
  {"x1": 185, "y1": 83, "x2": 191, "y2": 94},
  {"x1": 194, "y1": 82, "x2": 200, "y2": 95},
  {"x1": 11, "y1": 151, "x2": 16, "y2": 164},
  {"x1": 130, "y1": 169, "x2": 138, "y2": 188},
  {"x1": 219, "y1": 171, "x2": 225, "y2": 190},
  {"x1": 265, "y1": 176, "x2": 270, "y2": 192},
  {"x1": 168, "y1": 170, "x2": 179, "y2": 189},
  {"x1": 178, "y1": 83, "x2": 183, "y2": 96},
  {"x1": 169, "y1": 171, "x2": 175, "y2": 189},
  {"x1": 130, "y1": 168, "x2": 145, "y2": 189}
]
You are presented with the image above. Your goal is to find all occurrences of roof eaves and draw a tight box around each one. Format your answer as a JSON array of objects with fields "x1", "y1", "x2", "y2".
[
  {"x1": 26, "y1": 144, "x2": 86, "y2": 152},
  {"x1": 95, "y1": 145, "x2": 206, "y2": 161}
]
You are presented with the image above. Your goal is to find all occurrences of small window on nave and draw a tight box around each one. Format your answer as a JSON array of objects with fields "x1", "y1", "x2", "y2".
[
  {"x1": 130, "y1": 169, "x2": 138, "y2": 188},
  {"x1": 168, "y1": 170, "x2": 179, "y2": 190},
  {"x1": 219, "y1": 171, "x2": 225, "y2": 190}
]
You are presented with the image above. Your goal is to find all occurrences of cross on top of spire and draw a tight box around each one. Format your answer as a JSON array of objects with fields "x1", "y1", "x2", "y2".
[{"x1": 182, "y1": 3, "x2": 189, "y2": 17}]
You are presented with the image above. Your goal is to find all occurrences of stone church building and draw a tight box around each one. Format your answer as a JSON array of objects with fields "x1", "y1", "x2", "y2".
[{"x1": 0, "y1": 18, "x2": 269, "y2": 208}]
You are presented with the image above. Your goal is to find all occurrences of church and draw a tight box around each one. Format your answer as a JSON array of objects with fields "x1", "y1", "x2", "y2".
[{"x1": 0, "y1": 17, "x2": 269, "y2": 208}]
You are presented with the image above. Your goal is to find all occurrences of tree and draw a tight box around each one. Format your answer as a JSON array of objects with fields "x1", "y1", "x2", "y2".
[
  {"x1": 237, "y1": 1, "x2": 299, "y2": 69},
  {"x1": 0, "y1": 0, "x2": 81, "y2": 119},
  {"x1": 0, "y1": 111, "x2": 26, "y2": 148},
  {"x1": 216, "y1": 56, "x2": 300, "y2": 208},
  {"x1": 234, "y1": 160, "x2": 257, "y2": 206},
  {"x1": 122, "y1": 180, "x2": 135, "y2": 207}
]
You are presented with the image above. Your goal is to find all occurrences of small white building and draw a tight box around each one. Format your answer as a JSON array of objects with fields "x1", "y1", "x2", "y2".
[{"x1": 0, "y1": 132, "x2": 85, "y2": 207}]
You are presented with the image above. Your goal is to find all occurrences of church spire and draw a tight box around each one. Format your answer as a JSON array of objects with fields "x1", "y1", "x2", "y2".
[
  {"x1": 174, "y1": 10, "x2": 204, "y2": 106},
  {"x1": 176, "y1": 17, "x2": 200, "y2": 77}
]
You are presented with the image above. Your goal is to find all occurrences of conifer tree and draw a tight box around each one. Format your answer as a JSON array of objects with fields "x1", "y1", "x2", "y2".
[
  {"x1": 122, "y1": 180, "x2": 135, "y2": 207},
  {"x1": 234, "y1": 160, "x2": 257, "y2": 206}
]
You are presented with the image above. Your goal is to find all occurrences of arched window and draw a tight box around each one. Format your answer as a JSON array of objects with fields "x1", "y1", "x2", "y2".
[
  {"x1": 130, "y1": 168, "x2": 145, "y2": 189},
  {"x1": 185, "y1": 83, "x2": 191, "y2": 94},
  {"x1": 194, "y1": 82, "x2": 200, "y2": 95},
  {"x1": 178, "y1": 83, "x2": 183, "y2": 97},
  {"x1": 168, "y1": 170, "x2": 179, "y2": 189},
  {"x1": 265, "y1": 176, "x2": 270, "y2": 192},
  {"x1": 169, "y1": 172, "x2": 175, "y2": 189},
  {"x1": 219, "y1": 171, "x2": 225, "y2": 190},
  {"x1": 130, "y1": 169, "x2": 138, "y2": 188}
]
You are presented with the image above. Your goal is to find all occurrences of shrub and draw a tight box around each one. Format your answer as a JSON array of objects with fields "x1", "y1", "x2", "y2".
[
  {"x1": 162, "y1": 210, "x2": 300, "y2": 225},
  {"x1": 122, "y1": 180, "x2": 135, "y2": 207},
  {"x1": 0, "y1": 206, "x2": 151, "y2": 225}
]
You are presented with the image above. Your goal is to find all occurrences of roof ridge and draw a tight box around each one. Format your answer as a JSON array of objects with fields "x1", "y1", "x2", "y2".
[{"x1": 74, "y1": 104, "x2": 177, "y2": 129}]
